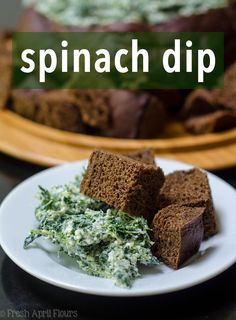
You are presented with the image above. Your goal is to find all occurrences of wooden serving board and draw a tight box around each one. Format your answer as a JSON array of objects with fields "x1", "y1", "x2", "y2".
[{"x1": 0, "y1": 110, "x2": 236, "y2": 170}]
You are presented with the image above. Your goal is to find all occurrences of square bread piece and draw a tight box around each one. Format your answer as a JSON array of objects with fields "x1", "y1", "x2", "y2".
[
  {"x1": 158, "y1": 169, "x2": 217, "y2": 239},
  {"x1": 80, "y1": 150, "x2": 165, "y2": 218},
  {"x1": 152, "y1": 205, "x2": 204, "y2": 269}
]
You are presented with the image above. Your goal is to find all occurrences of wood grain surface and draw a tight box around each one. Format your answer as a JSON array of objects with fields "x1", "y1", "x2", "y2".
[{"x1": 1, "y1": 110, "x2": 236, "y2": 169}]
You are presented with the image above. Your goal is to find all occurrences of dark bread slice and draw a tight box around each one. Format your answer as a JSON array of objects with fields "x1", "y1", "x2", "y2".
[
  {"x1": 181, "y1": 62, "x2": 236, "y2": 134},
  {"x1": 72, "y1": 89, "x2": 110, "y2": 129},
  {"x1": 158, "y1": 169, "x2": 217, "y2": 239},
  {"x1": 11, "y1": 89, "x2": 42, "y2": 119},
  {"x1": 10, "y1": 86, "x2": 167, "y2": 138},
  {"x1": 90, "y1": 22, "x2": 151, "y2": 32},
  {"x1": 184, "y1": 111, "x2": 236, "y2": 134},
  {"x1": 98, "y1": 90, "x2": 167, "y2": 139},
  {"x1": 18, "y1": 8, "x2": 63, "y2": 32},
  {"x1": 152, "y1": 205, "x2": 204, "y2": 269},
  {"x1": 37, "y1": 91, "x2": 85, "y2": 132},
  {"x1": 149, "y1": 89, "x2": 184, "y2": 113},
  {"x1": 74, "y1": 89, "x2": 167, "y2": 138},
  {"x1": 183, "y1": 62, "x2": 236, "y2": 126},
  {"x1": 11, "y1": 89, "x2": 85, "y2": 132},
  {"x1": 181, "y1": 89, "x2": 219, "y2": 120},
  {"x1": 80, "y1": 149, "x2": 165, "y2": 218},
  {"x1": 127, "y1": 149, "x2": 156, "y2": 166}
]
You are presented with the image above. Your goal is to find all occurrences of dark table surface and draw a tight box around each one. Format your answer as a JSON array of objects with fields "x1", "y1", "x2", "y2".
[{"x1": 0, "y1": 153, "x2": 236, "y2": 320}]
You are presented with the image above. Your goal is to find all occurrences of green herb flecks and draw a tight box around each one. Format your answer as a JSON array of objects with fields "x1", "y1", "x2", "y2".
[
  {"x1": 24, "y1": 174, "x2": 158, "y2": 288},
  {"x1": 23, "y1": 0, "x2": 228, "y2": 27}
]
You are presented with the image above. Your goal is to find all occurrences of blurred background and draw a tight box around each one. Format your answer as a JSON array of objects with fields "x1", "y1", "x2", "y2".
[
  {"x1": 0, "y1": 0, "x2": 22, "y2": 28},
  {"x1": 1, "y1": 0, "x2": 236, "y2": 169}
]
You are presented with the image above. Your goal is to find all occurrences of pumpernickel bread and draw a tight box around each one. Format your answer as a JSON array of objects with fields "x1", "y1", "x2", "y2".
[
  {"x1": 158, "y1": 168, "x2": 217, "y2": 239},
  {"x1": 80, "y1": 149, "x2": 164, "y2": 218},
  {"x1": 11, "y1": 89, "x2": 42, "y2": 119},
  {"x1": 18, "y1": 8, "x2": 153, "y2": 33},
  {"x1": 72, "y1": 90, "x2": 110, "y2": 129},
  {"x1": 184, "y1": 111, "x2": 236, "y2": 134},
  {"x1": 152, "y1": 205, "x2": 204, "y2": 269},
  {"x1": 11, "y1": 89, "x2": 85, "y2": 132},
  {"x1": 181, "y1": 89, "x2": 219, "y2": 120},
  {"x1": 127, "y1": 149, "x2": 156, "y2": 166},
  {"x1": 7, "y1": 3, "x2": 236, "y2": 136},
  {"x1": 97, "y1": 90, "x2": 167, "y2": 139},
  {"x1": 37, "y1": 91, "x2": 85, "y2": 132}
]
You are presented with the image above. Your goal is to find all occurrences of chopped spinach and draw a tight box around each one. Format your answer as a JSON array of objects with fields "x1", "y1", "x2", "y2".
[
  {"x1": 23, "y1": 0, "x2": 228, "y2": 27},
  {"x1": 24, "y1": 174, "x2": 158, "y2": 288}
]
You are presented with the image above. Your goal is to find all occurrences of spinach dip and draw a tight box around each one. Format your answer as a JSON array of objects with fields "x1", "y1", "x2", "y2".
[
  {"x1": 24, "y1": 175, "x2": 158, "y2": 288},
  {"x1": 24, "y1": 0, "x2": 228, "y2": 27}
]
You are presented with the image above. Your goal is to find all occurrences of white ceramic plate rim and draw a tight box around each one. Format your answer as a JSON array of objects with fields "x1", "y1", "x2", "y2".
[{"x1": 0, "y1": 158, "x2": 236, "y2": 297}]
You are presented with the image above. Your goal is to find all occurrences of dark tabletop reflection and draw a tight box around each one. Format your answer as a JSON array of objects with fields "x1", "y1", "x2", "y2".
[{"x1": 0, "y1": 154, "x2": 41, "y2": 199}]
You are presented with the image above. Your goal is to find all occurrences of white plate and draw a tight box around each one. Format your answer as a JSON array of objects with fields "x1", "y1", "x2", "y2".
[{"x1": 0, "y1": 158, "x2": 236, "y2": 297}]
